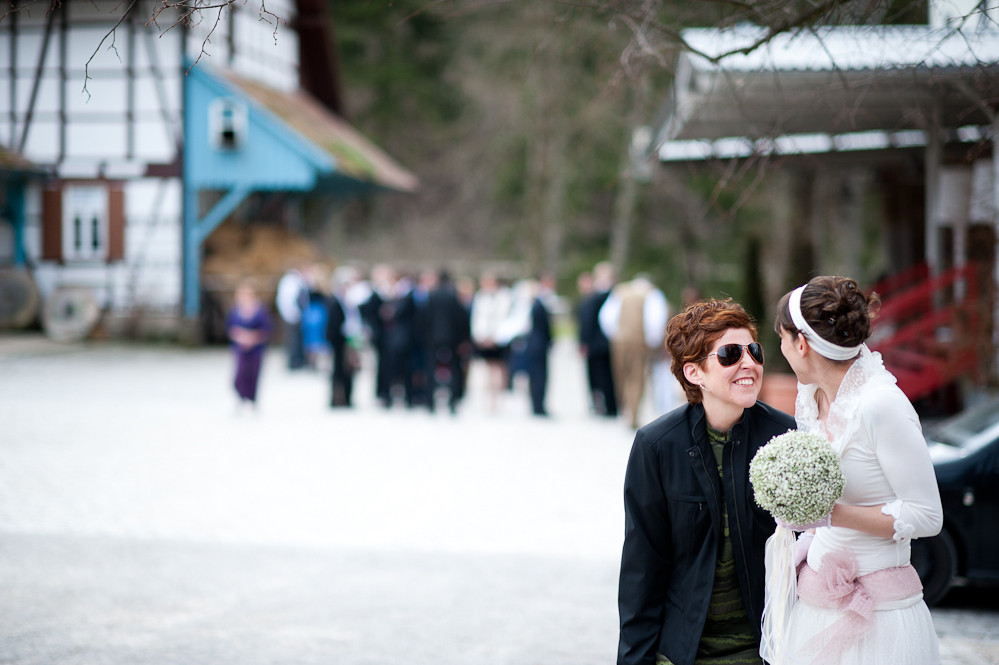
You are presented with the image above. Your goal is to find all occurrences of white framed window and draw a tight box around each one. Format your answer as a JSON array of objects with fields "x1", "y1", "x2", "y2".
[{"x1": 62, "y1": 184, "x2": 107, "y2": 261}]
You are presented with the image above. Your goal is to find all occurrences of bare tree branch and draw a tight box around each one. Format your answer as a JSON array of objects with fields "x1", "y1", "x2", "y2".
[
  {"x1": 83, "y1": 0, "x2": 137, "y2": 100},
  {"x1": 4, "y1": 1, "x2": 291, "y2": 99}
]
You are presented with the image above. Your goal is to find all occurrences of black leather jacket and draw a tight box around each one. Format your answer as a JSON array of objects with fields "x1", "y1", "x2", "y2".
[{"x1": 617, "y1": 401, "x2": 795, "y2": 665}]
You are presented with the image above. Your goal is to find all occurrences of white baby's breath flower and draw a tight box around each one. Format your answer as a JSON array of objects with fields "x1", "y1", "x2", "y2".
[{"x1": 749, "y1": 430, "x2": 846, "y2": 526}]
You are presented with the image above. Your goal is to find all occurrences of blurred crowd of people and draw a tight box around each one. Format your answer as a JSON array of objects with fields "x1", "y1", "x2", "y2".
[
  {"x1": 225, "y1": 260, "x2": 683, "y2": 427},
  {"x1": 232, "y1": 263, "x2": 558, "y2": 417}
]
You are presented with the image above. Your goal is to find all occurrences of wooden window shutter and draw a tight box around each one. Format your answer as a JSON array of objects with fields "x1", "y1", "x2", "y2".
[
  {"x1": 107, "y1": 182, "x2": 125, "y2": 262},
  {"x1": 41, "y1": 182, "x2": 63, "y2": 261}
]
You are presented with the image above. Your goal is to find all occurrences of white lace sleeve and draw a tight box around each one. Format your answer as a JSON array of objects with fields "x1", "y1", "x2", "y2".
[
  {"x1": 865, "y1": 388, "x2": 943, "y2": 541},
  {"x1": 881, "y1": 500, "x2": 917, "y2": 543}
]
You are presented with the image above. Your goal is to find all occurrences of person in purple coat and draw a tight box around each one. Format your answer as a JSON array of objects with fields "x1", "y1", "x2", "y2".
[{"x1": 226, "y1": 281, "x2": 273, "y2": 409}]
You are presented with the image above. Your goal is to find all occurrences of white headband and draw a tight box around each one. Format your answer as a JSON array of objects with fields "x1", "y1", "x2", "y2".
[{"x1": 788, "y1": 285, "x2": 862, "y2": 361}]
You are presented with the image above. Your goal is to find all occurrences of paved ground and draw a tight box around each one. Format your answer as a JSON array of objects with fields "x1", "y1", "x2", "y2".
[{"x1": 0, "y1": 334, "x2": 996, "y2": 665}]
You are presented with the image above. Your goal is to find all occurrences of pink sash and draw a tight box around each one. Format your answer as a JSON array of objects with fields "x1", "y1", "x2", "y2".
[{"x1": 796, "y1": 549, "x2": 923, "y2": 664}]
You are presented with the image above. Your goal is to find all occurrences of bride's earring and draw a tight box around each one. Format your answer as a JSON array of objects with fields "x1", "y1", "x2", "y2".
[{"x1": 700, "y1": 382, "x2": 711, "y2": 393}]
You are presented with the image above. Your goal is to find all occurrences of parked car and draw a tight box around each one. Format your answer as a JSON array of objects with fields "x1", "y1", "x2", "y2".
[{"x1": 911, "y1": 397, "x2": 999, "y2": 605}]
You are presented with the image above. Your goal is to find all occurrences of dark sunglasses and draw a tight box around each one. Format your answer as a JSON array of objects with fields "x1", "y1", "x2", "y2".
[{"x1": 698, "y1": 342, "x2": 764, "y2": 367}]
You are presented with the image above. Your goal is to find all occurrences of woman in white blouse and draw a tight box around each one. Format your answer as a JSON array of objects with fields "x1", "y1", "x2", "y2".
[
  {"x1": 470, "y1": 272, "x2": 512, "y2": 412},
  {"x1": 774, "y1": 275, "x2": 943, "y2": 665}
]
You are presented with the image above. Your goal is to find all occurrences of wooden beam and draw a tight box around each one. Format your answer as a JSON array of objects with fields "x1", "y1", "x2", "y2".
[{"x1": 17, "y1": 7, "x2": 56, "y2": 154}]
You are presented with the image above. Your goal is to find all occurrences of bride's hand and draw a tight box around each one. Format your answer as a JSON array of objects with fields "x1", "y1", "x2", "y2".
[{"x1": 775, "y1": 513, "x2": 832, "y2": 532}]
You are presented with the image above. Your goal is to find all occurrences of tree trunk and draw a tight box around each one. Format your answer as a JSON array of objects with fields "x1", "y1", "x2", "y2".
[{"x1": 610, "y1": 163, "x2": 638, "y2": 276}]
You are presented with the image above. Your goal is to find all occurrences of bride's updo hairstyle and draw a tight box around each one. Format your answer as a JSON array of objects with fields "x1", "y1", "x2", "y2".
[{"x1": 775, "y1": 276, "x2": 880, "y2": 361}]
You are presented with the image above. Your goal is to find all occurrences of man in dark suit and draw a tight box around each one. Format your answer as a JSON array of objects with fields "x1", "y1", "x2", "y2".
[
  {"x1": 422, "y1": 269, "x2": 470, "y2": 414},
  {"x1": 577, "y1": 261, "x2": 618, "y2": 417},
  {"x1": 325, "y1": 290, "x2": 353, "y2": 407},
  {"x1": 387, "y1": 276, "x2": 419, "y2": 408},
  {"x1": 358, "y1": 264, "x2": 395, "y2": 407},
  {"x1": 526, "y1": 274, "x2": 554, "y2": 417}
]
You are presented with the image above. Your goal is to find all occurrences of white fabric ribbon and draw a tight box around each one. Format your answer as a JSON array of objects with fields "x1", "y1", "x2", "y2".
[
  {"x1": 760, "y1": 526, "x2": 800, "y2": 665},
  {"x1": 788, "y1": 286, "x2": 862, "y2": 361}
]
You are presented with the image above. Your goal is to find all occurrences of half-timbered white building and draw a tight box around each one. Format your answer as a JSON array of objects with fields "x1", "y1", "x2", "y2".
[{"x1": 0, "y1": 0, "x2": 415, "y2": 339}]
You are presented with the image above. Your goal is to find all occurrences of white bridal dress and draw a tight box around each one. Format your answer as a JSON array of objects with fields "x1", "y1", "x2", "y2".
[{"x1": 786, "y1": 345, "x2": 944, "y2": 665}]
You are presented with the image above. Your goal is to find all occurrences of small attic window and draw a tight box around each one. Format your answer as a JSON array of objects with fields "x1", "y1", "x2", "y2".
[{"x1": 209, "y1": 98, "x2": 247, "y2": 150}]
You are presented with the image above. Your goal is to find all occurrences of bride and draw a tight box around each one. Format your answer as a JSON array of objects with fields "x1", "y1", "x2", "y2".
[{"x1": 773, "y1": 275, "x2": 943, "y2": 665}]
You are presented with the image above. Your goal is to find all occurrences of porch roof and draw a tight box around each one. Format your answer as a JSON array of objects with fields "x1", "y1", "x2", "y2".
[
  {"x1": 220, "y1": 69, "x2": 418, "y2": 194},
  {"x1": 656, "y1": 25, "x2": 999, "y2": 161},
  {"x1": 0, "y1": 146, "x2": 46, "y2": 176}
]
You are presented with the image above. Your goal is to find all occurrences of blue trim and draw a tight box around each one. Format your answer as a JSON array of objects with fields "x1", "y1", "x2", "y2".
[
  {"x1": 182, "y1": 174, "x2": 197, "y2": 319},
  {"x1": 196, "y1": 187, "x2": 251, "y2": 246},
  {"x1": 6, "y1": 180, "x2": 27, "y2": 267}
]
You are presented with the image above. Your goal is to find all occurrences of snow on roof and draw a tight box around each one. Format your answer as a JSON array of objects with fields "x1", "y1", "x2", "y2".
[{"x1": 681, "y1": 24, "x2": 999, "y2": 73}]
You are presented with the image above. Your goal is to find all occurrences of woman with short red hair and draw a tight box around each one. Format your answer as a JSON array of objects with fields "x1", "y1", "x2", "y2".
[{"x1": 617, "y1": 298, "x2": 795, "y2": 665}]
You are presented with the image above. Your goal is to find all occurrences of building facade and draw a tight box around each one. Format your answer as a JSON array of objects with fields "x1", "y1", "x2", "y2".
[{"x1": 0, "y1": 0, "x2": 414, "y2": 339}]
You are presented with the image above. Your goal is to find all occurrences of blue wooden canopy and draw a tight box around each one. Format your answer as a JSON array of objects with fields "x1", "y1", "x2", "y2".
[{"x1": 182, "y1": 64, "x2": 417, "y2": 317}]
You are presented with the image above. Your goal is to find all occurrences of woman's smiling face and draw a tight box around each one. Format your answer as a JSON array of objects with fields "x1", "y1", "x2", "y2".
[{"x1": 685, "y1": 327, "x2": 763, "y2": 428}]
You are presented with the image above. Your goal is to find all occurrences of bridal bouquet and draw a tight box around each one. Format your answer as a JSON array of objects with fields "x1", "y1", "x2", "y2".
[
  {"x1": 749, "y1": 430, "x2": 846, "y2": 527},
  {"x1": 753, "y1": 430, "x2": 847, "y2": 665}
]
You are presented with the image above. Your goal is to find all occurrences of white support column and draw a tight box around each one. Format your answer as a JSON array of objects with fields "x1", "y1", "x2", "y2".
[
  {"x1": 925, "y1": 108, "x2": 942, "y2": 277},
  {"x1": 992, "y1": 115, "x2": 999, "y2": 370},
  {"x1": 844, "y1": 168, "x2": 868, "y2": 280},
  {"x1": 810, "y1": 168, "x2": 829, "y2": 273},
  {"x1": 950, "y1": 166, "x2": 970, "y2": 300}
]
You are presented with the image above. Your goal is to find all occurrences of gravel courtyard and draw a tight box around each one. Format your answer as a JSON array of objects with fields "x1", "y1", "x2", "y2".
[{"x1": 1, "y1": 336, "x2": 996, "y2": 664}]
